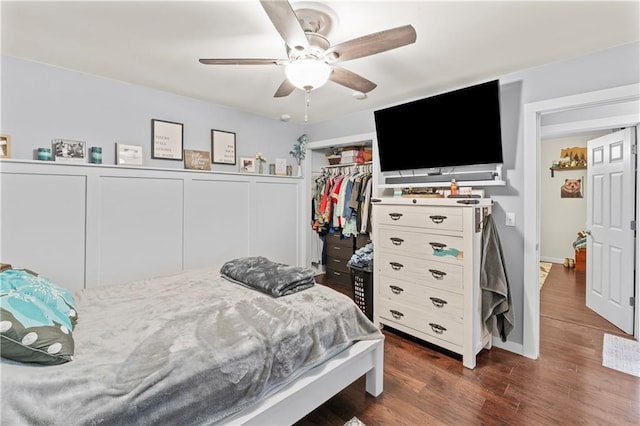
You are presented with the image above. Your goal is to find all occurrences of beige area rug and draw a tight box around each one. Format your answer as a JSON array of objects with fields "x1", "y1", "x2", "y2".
[
  {"x1": 602, "y1": 333, "x2": 640, "y2": 377},
  {"x1": 344, "y1": 417, "x2": 366, "y2": 426},
  {"x1": 539, "y1": 262, "x2": 552, "y2": 290}
]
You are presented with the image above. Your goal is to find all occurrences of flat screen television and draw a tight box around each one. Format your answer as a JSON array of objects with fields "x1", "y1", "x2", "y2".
[{"x1": 374, "y1": 79, "x2": 503, "y2": 173}]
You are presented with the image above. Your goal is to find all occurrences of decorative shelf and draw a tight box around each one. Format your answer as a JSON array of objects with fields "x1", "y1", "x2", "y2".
[{"x1": 550, "y1": 166, "x2": 587, "y2": 177}]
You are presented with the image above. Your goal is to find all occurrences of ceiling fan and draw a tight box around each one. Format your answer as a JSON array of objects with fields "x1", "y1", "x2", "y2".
[{"x1": 199, "y1": 0, "x2": 417, "y2": 98}]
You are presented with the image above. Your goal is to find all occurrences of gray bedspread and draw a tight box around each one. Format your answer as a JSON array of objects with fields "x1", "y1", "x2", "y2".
[
  {"x1": 0, "y1": 266, "x2": 382, "y2": 425},
  {"x1": 220, "y1": 256, "x2": 315, "y2": 297}
]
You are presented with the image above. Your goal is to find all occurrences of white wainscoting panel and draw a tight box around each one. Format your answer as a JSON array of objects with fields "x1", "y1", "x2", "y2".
[
  {"x1": 0, "y1": 172, "x2": 87, "y2": 290},
  {"x1": 98, "y1": 176, "x2": 184, "y2": 286},
  {"x1": 0, "y1": 160, "x2": 303, "y2": 289},
  {"x1": 184, "y1": 178, "x2": 251, "y2": 269},
  {"x1": 252, "y1": 180, "x2": 300, "y2": 266}
]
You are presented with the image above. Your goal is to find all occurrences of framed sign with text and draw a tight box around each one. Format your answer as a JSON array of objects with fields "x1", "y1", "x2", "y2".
[
  {"x1": 184, "y1": 149, "x2": 212, "y2": 170},
  {"x1": 152, "y1": 119, "x2": 183, "y2": 160},
  {"x1": 211, "y1": 129, "x2": 236, "y2": 165}
]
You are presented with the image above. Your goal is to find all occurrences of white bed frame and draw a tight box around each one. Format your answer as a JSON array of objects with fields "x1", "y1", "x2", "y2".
[{"x1": 222, "y1": 338, "x2": 384, "y2": 425}]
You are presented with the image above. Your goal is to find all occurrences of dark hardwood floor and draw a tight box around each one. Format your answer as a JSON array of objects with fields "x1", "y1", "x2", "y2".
[{"x1": 295, "y1": 265, "x2": 639, "y2": 425}]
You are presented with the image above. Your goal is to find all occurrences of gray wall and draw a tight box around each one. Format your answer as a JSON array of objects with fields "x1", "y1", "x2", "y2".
[
  {"x1": 305, "y1": 41, "x2": 640, "y2": 346},
  {"x1": 1, "y1": 55, "x2": 304, "y2": 169}
]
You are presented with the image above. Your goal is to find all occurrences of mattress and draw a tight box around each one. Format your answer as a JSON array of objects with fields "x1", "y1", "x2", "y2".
[{"x1": 0, "y1": 266, "x2": 382, "y2": 425}]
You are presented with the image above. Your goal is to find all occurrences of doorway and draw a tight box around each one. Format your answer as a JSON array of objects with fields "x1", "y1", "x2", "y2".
[
  {"x1": 523, "y1": 83, "x2": 640, "y2": 360},
  {"x1": 540, "y1": 129, "x2": 632, "y2": 334}
]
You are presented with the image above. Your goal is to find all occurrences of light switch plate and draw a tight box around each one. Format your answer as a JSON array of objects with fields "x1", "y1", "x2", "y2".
[{"x1": 506, "y1": 212, "x2": 516, "y2": 226}]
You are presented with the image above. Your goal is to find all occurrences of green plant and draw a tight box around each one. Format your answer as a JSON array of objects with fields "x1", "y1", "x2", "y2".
[{"x1": 289, "y1": 134, "x2": 307, "y2": 165}]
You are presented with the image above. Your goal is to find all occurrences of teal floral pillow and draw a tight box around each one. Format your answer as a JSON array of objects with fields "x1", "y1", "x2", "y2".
[{"x1": 0, "y1": 269, "x2": 78, "y2": 365}]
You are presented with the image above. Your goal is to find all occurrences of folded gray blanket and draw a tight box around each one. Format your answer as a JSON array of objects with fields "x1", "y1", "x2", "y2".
[{"x1": 220, "y1": 256, "x2": 315, "y2": 297}]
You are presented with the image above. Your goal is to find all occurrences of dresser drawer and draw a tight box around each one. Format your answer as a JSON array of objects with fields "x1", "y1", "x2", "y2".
[
  {"x1": 377, "y1": 254, "x2": 463, "y2": 292},
  {"x1": 377, "y1": 299, "x2": 463, "y2": 346},
  {"x1": 377, "y1": 276, "x2": 463, "y2": 321},
  {"x1": 325, "y1": 267, "x2": 351, "y2": 286},
  {"x1": 326, "y1": 243, "x2": 353, "y2": 260},
  {"x1": 325, "y1": 233, "x2": 354, "y2": 260},
  {"x1": 325, "y1": 232, "x2": 354, "y2": 248},
  {"x1": 374, "y1": 205, "x2": 463, "y2": 232},
  {"x1": 378, "y1": 227, "x2": 464, "y2": 264},
  {"x1": 325, "y1": 256, "x2": 350, "y2": 274}
]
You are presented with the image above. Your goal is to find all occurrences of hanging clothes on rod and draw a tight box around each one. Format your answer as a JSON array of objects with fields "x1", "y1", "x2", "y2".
[{"x1": 311, "y1": 162, "x2": 372, "y2": 238}]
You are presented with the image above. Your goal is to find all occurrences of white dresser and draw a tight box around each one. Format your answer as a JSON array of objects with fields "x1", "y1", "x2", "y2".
[{"x1": 371, "y1": 197, "x2": 492, "y2": 369}]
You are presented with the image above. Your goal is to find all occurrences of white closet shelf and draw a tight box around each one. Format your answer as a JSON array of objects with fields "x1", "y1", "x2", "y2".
[{"x1": 323, "y1": 161, "x2": 372, "y2": 169}]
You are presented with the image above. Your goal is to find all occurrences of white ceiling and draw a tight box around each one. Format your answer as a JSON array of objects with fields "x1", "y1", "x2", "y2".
[{"x1": 2, "y1": 1, "x2": 639, "y2": 124}]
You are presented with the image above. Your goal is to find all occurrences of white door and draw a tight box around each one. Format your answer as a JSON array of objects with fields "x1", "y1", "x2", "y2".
[{"x1": 586, "y1": 128, "x2": 636, "y2": 334}]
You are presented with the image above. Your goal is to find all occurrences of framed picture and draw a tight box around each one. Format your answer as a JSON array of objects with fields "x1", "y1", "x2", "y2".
[
  {"x1": 116, "y1": 143, "x2": 144, "y2": 165},
  {"x1": 239, "y1": 156, "x2": 256, "y2": 173},
  {"x1": 560, "y1": 178, "x2": 583, "y2": 198},
  {"x1": 52, "y1": 139, "x2": 86, "y2": 163},
  {"x1": 184, "y1": 149, "x2": 212, "y2": 170},
  {"x1": 151, "y1": 119, "x2": 183, "y2": 160},
  {"x1": 0, "y1": 134, "x2": 10, "y2": 158},
  {"x1": 275, "y1": 158, "x2": 287, "y2": 176},
  {"x1": 211, "y1": 129, "x2": 236, "y2": 165}
]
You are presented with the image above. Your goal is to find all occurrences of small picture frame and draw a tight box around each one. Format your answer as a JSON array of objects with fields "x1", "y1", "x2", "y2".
[
  {"x1": 116, "y1": 143, "x2": 144, "y2": 165},
  {"x1": 211, "y1": 129, "x2": 236, "y2": 165},
  {"x1": 151, "y1": 119, "x2": 183, "y2": 160},
  {"x1": 239, "y1": 156, "x2": 256, "y2": 173},
  {"x1": 52, "y1": 139, "x2": 86, "y2": 163},
  {"x1": 184, "y1": 150, "x2": 212, "y2": 170},
  {"x1": 0, "y1": 134, "x2": 11, "y2": 158},
  {"x1": 275, "y1": 158, "x2": 287, "y2": 176},
  {"x1": 560, "y1": 177, "x2": 583, "y2": 198}
]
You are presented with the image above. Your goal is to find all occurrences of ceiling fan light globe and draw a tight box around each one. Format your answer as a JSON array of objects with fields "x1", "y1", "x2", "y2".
[{"x1": 285, "y1": 59, "x2": 331, "y2": 91}]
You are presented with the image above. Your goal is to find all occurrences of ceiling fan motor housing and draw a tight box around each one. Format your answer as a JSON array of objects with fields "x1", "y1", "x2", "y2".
[{"x1": 287, "y1": 32, "x2": 330, "y2": 61}]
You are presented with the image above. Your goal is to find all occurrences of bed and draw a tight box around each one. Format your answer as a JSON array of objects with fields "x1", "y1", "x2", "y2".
[{"x1": 0, "y1": 261, "x2": 384, "y2": 425}]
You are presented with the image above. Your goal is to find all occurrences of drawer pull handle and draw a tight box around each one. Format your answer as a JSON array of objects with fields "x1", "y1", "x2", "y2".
[
  {"x1": 429, "y1": 297, "x2": 448, "y2": 308},
  {"x1": 390, "y1": 237, "x2": 404, "y2": 246},
  {"x1": 332, "y1": 271, "x2": 342, "y2": 276},
  {"x1": 390, "y1": 309, "x2": 404, "y2": 319},
  {"x1": 428, "y1": 269, "x2": 447, "y2": 280},
  {"x1": 429, "y1": 215, "x2": 447, "y2": 224},
  {"x1": 332, "y1": 258, "x2": 342, "y2": 263},
  {"x1": 332, "y1": 246, "x2": 342, "y2": 250},
  {"x1": 389, "y1": 285, "x2": 404, "y2": 294},
  {"x1": 429, "y1": 323, "x2": 447, "y2": 334},
  {"x1": 429, "y1": 242, "x2": 447, "y2": 251},
  {"x1": 389, "y1": 262, "x2": 404, "y2": 271},
  {"x1": 388, "y1": 213, "x2": 403, "y2": 221}
]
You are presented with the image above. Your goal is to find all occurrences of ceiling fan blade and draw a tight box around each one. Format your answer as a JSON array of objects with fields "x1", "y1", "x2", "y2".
[
  {"x1": 274, "y1": 79, "x2": 296, "y2": 97},
  {"x1": 260, "y1": 0, "x2": 309, "y2": 51},
  {"x1": 325, "y1": 25, "x2": 417, "y2": 63},
  {"x1": 199, "y1": 58, "x2": 286, "y2": 65},
  {"x1": 329, "y1": 66, "x2": 377, "y2": 93}
]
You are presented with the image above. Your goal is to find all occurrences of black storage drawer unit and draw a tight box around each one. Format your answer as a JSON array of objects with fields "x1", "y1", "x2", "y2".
[{"x1": 325, "y1": 232, "x2": 354, "y2": 286}]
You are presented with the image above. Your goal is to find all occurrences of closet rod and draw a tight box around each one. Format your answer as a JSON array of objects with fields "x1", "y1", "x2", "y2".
[{"x1": 322, "y1": 161, "x2": 372, "y2": 169}]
